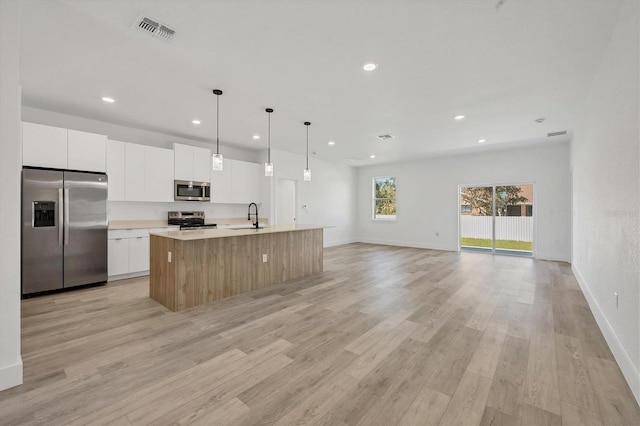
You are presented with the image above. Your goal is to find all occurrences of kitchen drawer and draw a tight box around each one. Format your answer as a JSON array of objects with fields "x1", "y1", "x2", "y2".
[{"x1": 108, "y1": 228, "x2": 149, "y2": 239}]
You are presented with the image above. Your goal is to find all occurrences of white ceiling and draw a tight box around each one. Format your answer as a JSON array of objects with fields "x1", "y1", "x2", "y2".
[{"x1": 19, "y1": 0, "x2": 623, "y2": 165}]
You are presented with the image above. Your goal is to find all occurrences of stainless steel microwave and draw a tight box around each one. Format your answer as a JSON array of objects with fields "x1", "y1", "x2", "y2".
[{"x1": 174, "y1": 180, "x2": 210, "y2": 201}]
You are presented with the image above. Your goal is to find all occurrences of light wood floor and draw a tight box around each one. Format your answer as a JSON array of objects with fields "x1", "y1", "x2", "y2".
[{"x1": 2, "y1": 243, "x2": 638, "y2": 425}]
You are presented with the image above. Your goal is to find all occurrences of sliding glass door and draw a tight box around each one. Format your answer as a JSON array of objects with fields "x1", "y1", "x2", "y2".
[
  {"x1": 459, "y1": 184, "x2": 533, "y2": 256},
  {"x1": 459, "y1": 186, "x2": 494, "y2": 252}
]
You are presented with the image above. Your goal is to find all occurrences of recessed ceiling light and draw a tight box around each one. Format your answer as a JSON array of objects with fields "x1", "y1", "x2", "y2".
[
  {"x1": 454, "y1": 115, "x2": 465, "y2": 120},
  {"x1": 191, "y1": 119, "x2": 201, "y2": 125},
  {"x1": 370, "y1": 154, "x2": 376, "y2": 159},
  {"x1": 478, "y1": 139, "x2": 487, "y2": 143},
  {"x1": 101, "y1": 97, "x2": 115, "y2": 103},
  {"x1": 252, "y1": 135, "x2": 260, "y2": 140},
  {"x1": 363, "y1": 63, "x2": 378, "y2": 71},
  {"x1": 328, "y1": 141, "x2": 335, "y2": 146}
]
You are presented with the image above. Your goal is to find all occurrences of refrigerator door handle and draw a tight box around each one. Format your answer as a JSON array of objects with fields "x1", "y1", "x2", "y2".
[
  {"x1": 64, "y1": 188, "x2": 70, "y2": 245},
  {"x1": 58, "y1": 188, "x2": 64, "y2": 246}
]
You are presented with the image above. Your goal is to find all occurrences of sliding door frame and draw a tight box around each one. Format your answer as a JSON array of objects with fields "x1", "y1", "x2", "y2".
[{"x1": 457, "y1": 181, "x2": 537, "y2": 258}]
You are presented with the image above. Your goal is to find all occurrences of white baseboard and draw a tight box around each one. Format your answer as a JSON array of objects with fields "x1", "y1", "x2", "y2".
[
  {"x1": 356, "y1": 238, "x2": 457, "y2": 252},
  {"x1": 108, "y1": 271, "x2": 148, "y2": 282},
  {"x1": 323, "y1": 238, "x2": 358, "y2": 248},
  {"x1": 535, "y1": 252, "x2": 571, "y2": 263},
  {"x1": 0, "y1": 358, "x2": 23, "y2": 391},
  {"x1": 572, "y1": 264, "x2": 640, "y2": 404}
]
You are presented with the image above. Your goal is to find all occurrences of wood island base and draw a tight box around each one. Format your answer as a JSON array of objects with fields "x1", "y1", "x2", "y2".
[{"x1": 149, "y1": 227, "x2": 323, "y2": 311}]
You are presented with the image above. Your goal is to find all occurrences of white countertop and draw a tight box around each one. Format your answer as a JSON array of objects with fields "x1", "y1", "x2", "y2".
[
  {"x1": 109, "y1": 220, "x2": 175, "y2": 230},
  {"x1": 109, "y1": 217, "x2": 269, "y2": 230},
  {"x1": 150, "y1": 224, "x2": 326, "y2": 241}
]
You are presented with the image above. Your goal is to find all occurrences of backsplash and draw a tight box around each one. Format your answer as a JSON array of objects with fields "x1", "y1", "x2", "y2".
[{"x1": 108, "y1": 201, "x2": 254, "y2": 221}]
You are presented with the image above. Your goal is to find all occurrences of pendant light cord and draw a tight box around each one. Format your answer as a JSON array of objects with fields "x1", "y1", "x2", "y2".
[
  {"x1": 268, "y1": 111, "x2": 271, "y2": 163},
  {"x1": 216, "y1": 94, "x2": 220, "y2": 155},
  {"x1": 306, "y1": 125, "x2": 309, "y2": 169}
]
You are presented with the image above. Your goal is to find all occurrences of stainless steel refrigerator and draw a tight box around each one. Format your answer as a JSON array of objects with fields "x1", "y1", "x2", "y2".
[{"x1": 22, "y1": 167, "x2": 108, "y2": 295}]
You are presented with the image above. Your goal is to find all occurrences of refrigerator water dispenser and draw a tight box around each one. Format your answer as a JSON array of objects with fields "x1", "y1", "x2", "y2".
[{"x1": 33, "y1": 201, "x2": 56, "y2": 227}]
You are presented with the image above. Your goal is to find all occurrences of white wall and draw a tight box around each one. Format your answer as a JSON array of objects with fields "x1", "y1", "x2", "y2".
[
  {"x1": 571, "y1": 0, "x2": 639, "y2": 403},
  {"x1": 264, "y1": 149, "x2": 357, "y2": 247},
  {"x1": 356, "y1": 142, "x2": 571, "y2": 261},
  {"x1": 0, "y1": 0, "x2": 23, "y2": 391}
]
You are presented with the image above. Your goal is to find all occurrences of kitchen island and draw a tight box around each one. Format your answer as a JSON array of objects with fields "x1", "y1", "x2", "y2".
[{"x1": 148, "y1": 225, "x2": 324, "y2": 311}]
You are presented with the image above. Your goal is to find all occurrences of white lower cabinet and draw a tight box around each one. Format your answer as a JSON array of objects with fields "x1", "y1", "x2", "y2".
[
  {"x1": 108, "y1": 227, "x2": 178, "y2": 279},
  {"x1": 129, "y1": 236, "x2": 150, "y2": 273},
  {"x1": 107, "y1": 238, "x2": 130, "y2": 276}
]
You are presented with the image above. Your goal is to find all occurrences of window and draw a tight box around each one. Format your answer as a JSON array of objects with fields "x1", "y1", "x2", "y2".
[
  {"x1": 373, "y1": 176, "x2": 396, "y2": 220},
  {"x1": 506, "y1": 205, "x2": 522, "y2": 216},
  {"x1": 525, "y1": 204, "x2": 533, "y2": 216},
  {"x1": 460, "y1": 204, "x2": 471, "y2": 214}
]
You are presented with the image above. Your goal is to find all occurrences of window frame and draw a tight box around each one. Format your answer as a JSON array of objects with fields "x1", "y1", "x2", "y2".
[{"x1": 372, "y1": 176, "x2": 397, "y2": 222}]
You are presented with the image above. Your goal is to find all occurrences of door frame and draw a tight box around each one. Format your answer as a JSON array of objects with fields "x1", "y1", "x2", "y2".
[{"x1": 457, "y1": 181, "x2": 537, "y2": 257}]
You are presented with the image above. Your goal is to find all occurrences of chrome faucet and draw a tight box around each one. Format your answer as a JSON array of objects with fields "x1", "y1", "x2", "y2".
[{"x1": 248, "y1": 203, "x2": 259, "y2": 229}]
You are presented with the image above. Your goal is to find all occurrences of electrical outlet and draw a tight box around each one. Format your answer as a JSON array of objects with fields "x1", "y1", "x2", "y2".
[
  {"x1": 168, "y1": 251, "x2": 172, "y2": 263},
  {"x1": 262, "y1": 254, "x2": 268, "y2": 263},
  {"x1": 614, "y1": 292, "x2": 618, "y2": 309}
]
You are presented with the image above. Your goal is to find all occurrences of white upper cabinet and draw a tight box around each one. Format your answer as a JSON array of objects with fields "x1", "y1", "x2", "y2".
[
  {"x1": 210, "y1": 158, "x2": 233, "y2": 203},
  {"x1": 144, "y1": 146, "x2": 174, "y2": 202},
  {"x1": 124, "y1": 143, "x2": 145, "y2": 201},
  {"x1": 173, "y1": 143, "x2": 211, "y2": 183},
  {"x1": 22, "y1": 122, "x2": 69, "y2": 169},
  {"x1": 22, "y1": 122, "x2": 106, "y2": 172},
  {"x1": 106, "y1": 139, "x2": 126, "y2": 201},
  {"x1": 173, "y1": 143, "x2": 192, "y2": 181},
  {"x1": 231, "y1": 159, "x2": 249, "y2": 204},
  {"x1": 193, "y1": 147, "x2": 211, "y2": 182},
  {"x1": 67, "y1": 129, "x2": 106, "y2": 172},
  {"x1": 113, "y1": 142, "x2": 175, "y2": 203},
  {"x1": 229, "y1": 159, "x2": 261, "y2": 204},
  {"x1": 245, "y1": 161, "x2": 261, "y2": 204}
]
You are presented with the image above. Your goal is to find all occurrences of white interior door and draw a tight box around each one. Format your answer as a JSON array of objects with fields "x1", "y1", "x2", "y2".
[{"x1": 276, "y1": 178, "x2": 296, "y2": 225}]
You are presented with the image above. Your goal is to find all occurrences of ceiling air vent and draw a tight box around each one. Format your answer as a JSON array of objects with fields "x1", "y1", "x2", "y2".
[
  {"x1": 547, "y1": 130, "x2": 568, "y2": 137},
  {"x1": 134, "y1": 16, "x2": 176, "y2": 42},
  {"x1": 377, "y1": 134, "x2": 395, "y2": 140}
]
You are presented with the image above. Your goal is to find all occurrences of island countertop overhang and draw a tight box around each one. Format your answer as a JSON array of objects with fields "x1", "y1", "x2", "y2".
[{"x1": 150, "y1": 224, "x2": 329, "y2": 241}]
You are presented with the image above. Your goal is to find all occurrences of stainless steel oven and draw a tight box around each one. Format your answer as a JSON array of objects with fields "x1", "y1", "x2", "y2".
[{"x1": 174, "y1": 180, "x2": 210, "y2": 201}]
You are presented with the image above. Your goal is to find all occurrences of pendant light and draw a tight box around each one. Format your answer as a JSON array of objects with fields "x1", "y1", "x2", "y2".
[
  {"x1": 211, "y1": 89, "x2": 224, "y2": 171},
  {"x1": 265, "y1": 108, "x2": 274, "y2": 177},
  {"x1": 303, "y1": 121, "x2": 311, "y2": 181}
]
